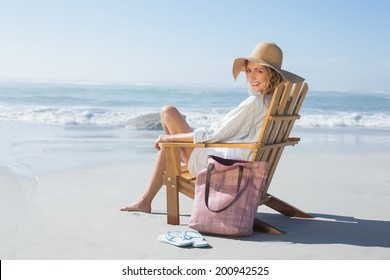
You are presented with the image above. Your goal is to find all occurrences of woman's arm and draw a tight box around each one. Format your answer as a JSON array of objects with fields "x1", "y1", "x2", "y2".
[{"x1": 194, "y1": 96, "x2": 260, "y2": 143}]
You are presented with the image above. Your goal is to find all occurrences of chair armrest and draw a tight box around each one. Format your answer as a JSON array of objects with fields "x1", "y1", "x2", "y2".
[
  {"x1": 159, "y1": 142, "x2": 206, "y2": 148},
  {"x1": 159, "y1": 137, "x2": 299, "y2": 150},
  {"x1": 159, "y1": 142, "x2": 263, "y2": 149}
]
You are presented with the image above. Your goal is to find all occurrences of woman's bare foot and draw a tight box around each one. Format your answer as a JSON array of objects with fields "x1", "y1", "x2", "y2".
[{"x1": 120, "y1": 200, "x2": 151, "y2": 213}]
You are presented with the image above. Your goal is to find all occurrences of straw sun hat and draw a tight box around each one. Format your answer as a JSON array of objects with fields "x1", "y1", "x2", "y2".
[{"x1": 232, "y1": 42, "x2": 304, "y2": 82}]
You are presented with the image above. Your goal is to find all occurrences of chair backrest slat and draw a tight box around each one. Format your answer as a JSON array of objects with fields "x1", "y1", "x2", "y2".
[
  {"x1": 251, "y1": 81, "x2": 308, "y2": 195},
  {"x1": 278, "y1": 82, "x2": 303, "y2": 141}
]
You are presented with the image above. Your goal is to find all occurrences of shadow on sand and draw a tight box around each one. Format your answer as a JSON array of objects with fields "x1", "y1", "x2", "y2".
[
  {"x1": 153, "y1": 211, "x2": 389, "y2": 248},
  {"x1": 243, "y1": 212, "x2": 390, "y2": 248}
]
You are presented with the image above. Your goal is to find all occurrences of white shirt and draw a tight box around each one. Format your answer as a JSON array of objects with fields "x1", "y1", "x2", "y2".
[{"x1": 188, "y1": 91, "x2": 272, "y2": 175}]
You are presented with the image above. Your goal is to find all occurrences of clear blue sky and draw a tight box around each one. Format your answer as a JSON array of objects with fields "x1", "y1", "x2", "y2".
[{"x1": 0, "y1": 0, "x2": 389, "y2": 92}]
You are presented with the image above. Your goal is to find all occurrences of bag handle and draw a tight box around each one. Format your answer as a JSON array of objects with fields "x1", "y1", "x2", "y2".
[{"x1": 204, "y1": 163, "x2": 244, "y2": 213}]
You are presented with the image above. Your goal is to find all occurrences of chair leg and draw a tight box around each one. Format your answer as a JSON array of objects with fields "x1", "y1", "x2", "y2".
[
  {"x1": 265, "y1": 195, "x2": 313, "y2": 218},
  {"x1": 164, "y1": 147, "x2": 182, "y2": 225},
  {"x1": 253, "y1": 218, "x2": 285, "y2": 234},
  {"x1": 166, "y1": 183, "x2": 180, "y2": 225}
]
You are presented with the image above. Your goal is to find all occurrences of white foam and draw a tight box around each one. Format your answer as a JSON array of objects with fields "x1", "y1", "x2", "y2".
[
  {"x1": 298, "y1": 112, "x2": 390, "y2": 129},
  {"x1": 1, "y1": 103, "x2": 389, "y2": 130},
  {"x1": 0, "y1": 104, "x2": 142, "y2": 127},
  {"x1": 0, "y1": 157, "x2": 40, "y2": 190}
]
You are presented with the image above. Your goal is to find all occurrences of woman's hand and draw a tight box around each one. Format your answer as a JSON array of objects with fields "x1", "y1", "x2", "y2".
[
  {"x1": 154, "y1": 132, "x2": 194, "y2": 150},
  {"x1": 154, "y1": 134, "x2": 172, "y2": 150}
]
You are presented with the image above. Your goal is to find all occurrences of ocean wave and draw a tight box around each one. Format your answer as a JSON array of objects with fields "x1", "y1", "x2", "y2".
[
  {"x1": 0, "y1": 104, "x2": 227, "y2": 130},
  {"x1": 0, "y1": 104, "x2": 389, "y2": 130},
  {"x1": 125, "y1": 111, "x2": 390, "y2": 130},
  {"x1": 126, "y1": 113, "x2": 162, "y2": 130},
  {"x1": 0, "y1": 105, "x2": 141, "y2": 127},
  {"x1": 298, "y1": 112, "x2": 390, "y2": 129}
]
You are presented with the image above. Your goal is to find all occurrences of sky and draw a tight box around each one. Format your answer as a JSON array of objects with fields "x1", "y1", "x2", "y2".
[{"x1": 0, "y1": 0, "x2": 389, "y2": 92}]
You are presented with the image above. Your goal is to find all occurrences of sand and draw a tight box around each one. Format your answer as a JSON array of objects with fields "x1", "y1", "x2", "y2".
[{"x1": 1, "y1": 149, "x2": 389, "y2": 260}]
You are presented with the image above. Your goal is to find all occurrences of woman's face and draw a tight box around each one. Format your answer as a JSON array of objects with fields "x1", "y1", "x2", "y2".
[{"x1": 245, "y1": 61, "x2": 269, "y2": 93}]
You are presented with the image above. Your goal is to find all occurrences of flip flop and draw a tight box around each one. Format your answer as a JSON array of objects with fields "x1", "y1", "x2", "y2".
[
  {"x1": 183, "y1": 230, "x2": 209, "y2": 248},
  {"x1": 158, "y1": 231, "x2": 193, "y2": 247}
]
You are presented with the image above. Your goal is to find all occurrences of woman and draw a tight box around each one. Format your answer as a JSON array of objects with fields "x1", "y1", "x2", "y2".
[{"x1": 120, "y1": 42, "x2": 303, "y2": 213}]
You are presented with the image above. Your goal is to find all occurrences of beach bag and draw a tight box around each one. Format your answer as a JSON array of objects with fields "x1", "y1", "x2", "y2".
[{"x1": 188, "y1": 156, "x2": 268, "y2": 237}]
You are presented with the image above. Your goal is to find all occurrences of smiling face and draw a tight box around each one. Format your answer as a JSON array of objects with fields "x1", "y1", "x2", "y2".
[{"x1": 245, "y1": 61, "x2": 270, "y2": 93}]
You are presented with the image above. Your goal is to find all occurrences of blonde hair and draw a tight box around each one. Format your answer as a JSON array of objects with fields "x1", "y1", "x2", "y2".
[{"x1": 262, "y1": 67, "x2": 284, "y2": 94}]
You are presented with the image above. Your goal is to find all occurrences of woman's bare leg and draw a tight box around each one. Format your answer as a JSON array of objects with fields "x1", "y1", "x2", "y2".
[{"x1": 120, "y1": 106, "x2": 193, "y2": 212}]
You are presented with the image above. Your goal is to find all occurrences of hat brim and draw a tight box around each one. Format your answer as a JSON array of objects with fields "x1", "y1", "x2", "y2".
[{"x1": 233, "y1": 57, "x2": 304, "y2": 83}]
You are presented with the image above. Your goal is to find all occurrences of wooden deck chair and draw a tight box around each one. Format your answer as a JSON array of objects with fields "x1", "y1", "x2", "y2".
[{"x1": 160, "y1": 81, "x2": 313, "y2": 234}]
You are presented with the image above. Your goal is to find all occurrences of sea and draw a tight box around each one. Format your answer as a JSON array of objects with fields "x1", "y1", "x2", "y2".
[{"x1": 0, "y1": 81, "x2": 389, "y2": 182}]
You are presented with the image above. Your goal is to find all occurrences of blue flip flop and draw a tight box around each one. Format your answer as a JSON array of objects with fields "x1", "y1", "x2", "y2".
[
  {"x1": 158, "y1": 231, "x2": 193, "y2": 247},
  {"x1": 183, "y1": 230, "x2": 209, "y2": 248}
]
